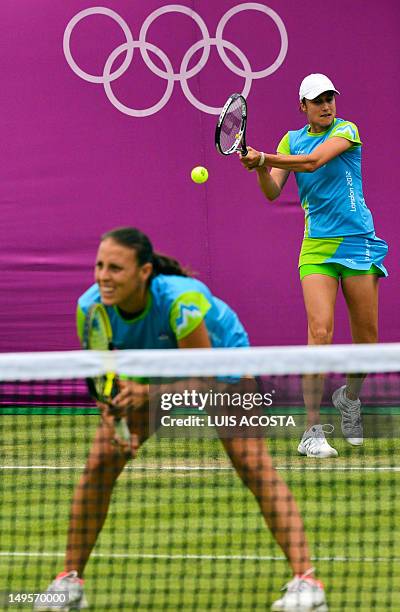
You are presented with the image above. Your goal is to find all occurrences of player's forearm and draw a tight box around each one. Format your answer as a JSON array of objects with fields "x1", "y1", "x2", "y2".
[
  {"x1": 256, "y1": 166, "x2": 282, "y2": 201},
  {"x1": 263, "y1": 153, "x2": 316, "y2": 172}
]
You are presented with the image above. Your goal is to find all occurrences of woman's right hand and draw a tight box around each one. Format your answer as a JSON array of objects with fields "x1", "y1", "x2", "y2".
[
  {"x1": 112, "y1": 380, "x2": 150, "y2": 411},
  {"x1": 239, "y1": 146, "x2": 263, "y2": 171}
]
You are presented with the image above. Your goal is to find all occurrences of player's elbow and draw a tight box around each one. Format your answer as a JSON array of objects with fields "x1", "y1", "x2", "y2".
[
  {"x1": 303, "y1": 159, "x2": 319, "y2": 173},
  {"x1": 267, "y1": 191, "x2": 281, "y2": 201},
  {"x1": 263, "y1": 187, "x2": 281, "y2": 201}
]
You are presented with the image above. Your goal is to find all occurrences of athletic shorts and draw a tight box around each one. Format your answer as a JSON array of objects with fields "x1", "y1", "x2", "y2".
[
  {"x1": 300, "y1": 262, "x2": 382, "y2": 280},
  {"x1": 298, "y1": 233, "x2": 388, "y2": 280}
]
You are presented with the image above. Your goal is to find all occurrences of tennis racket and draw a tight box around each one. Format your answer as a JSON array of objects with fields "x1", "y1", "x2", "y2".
[
  {"x1": 82, "y1": 303, "x2": 131, "y2": 444},
  {"x1": 215, "y1": 93, "x2": 248, "y2": 156}
]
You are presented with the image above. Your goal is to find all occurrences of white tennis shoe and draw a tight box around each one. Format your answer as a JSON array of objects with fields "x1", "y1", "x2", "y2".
[
  {"x1": 271, "y1": 569, "x2": 328, "y2": 611},
  {"x1": 332, "y1": 385, "x2": 363, "y2": 445},
  {"x1": 297, "y1": 424, "x2": 338, "y2": 458},
  {"x1": 34, "y1": 571, "x2": 88, "y2": 610}
]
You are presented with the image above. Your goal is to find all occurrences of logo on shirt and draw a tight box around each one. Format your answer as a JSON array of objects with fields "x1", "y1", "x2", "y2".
[
  {"x1": 345, "y1": 170, "x2": 356, "y2": 212},
  {"x1": 158, "y1": 333, "x2": 170, "y2": 341},
  {"x1": 334, "y1": 123, "x2": 356, "y2": 140},
  {"x1": 176, "y1": 304, "x2": 202, "y2": 334}
]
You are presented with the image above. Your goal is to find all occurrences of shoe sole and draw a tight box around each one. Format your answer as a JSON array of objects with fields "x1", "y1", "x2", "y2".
[
  {"x1": 271, "y1": 603, "x2": 328, "y2": 611},
  {"x1": 305, "y1": 451, "x2": 338, "y2": 458},
  {"x1": 297, "y1": 445, "x2": 338, "y2": 459},
  {"x1": 346, "y1": 437, "x2": 363, "y2": 446}
]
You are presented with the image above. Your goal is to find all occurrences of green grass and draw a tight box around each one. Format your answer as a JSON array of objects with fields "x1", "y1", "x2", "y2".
[{"x1": 0, "y1": 416, "x2": 399, "y2": 610}]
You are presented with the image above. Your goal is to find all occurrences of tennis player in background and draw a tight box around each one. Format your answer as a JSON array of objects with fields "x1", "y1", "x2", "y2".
[
  {"x1": 35, "y1": 227, "x2": 327, "y2": 611},
  {"x1": 239, "y1": 73, "x2": 388, "y2": 459}
]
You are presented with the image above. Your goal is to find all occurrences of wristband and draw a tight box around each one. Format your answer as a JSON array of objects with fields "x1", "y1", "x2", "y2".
[{"x1": 258, "y1": 151, "x2": 265, "y2": 167}]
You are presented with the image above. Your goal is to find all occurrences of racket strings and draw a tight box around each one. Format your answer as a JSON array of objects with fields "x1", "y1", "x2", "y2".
[
  {"x1": 89, "y1": 312, "x2": 111, "y2": 351},
  {"x1": 86, "y1": 307, "x2": 116, "y2": 400},
  {"x1": 220, "y1": 99, "x2": 244, "y2": 153}
]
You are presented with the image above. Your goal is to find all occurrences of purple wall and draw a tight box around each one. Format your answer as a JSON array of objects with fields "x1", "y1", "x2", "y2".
[{"x1": 1, "y1": 0, "x2": 399, "y2": 351}]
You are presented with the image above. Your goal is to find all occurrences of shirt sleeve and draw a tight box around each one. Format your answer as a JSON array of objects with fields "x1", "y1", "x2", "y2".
[
  {"x1": 276, "y1": 132, "x2": 290, "y2": 154},
  {"x1": 76, "y1": 304, "x2": 86, "y2": 345},
  {"x1": 329, "y1": 121, "x2": 362, "y2": 147},
  {"x1": 169, "y1": 291, "x2": 212, "y2": 340}
]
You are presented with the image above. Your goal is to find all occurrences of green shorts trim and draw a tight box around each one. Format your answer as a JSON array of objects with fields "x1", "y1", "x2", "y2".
[{"x1": 299, "y1": 263, "x2": 383, "y2": 281}]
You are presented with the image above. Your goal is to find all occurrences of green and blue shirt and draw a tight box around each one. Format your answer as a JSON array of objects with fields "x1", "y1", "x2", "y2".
[
  {"x1": 277, "y1": 118, "x2": 374, "y2": 238},
  {"x1": 77, "y1": 274, "x2": 249, "y2": 349}
]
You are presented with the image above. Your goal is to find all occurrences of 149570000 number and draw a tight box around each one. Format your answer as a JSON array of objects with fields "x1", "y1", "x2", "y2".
[{"x1": 5, "y1": 591, "x2": 68, "y2": 605}]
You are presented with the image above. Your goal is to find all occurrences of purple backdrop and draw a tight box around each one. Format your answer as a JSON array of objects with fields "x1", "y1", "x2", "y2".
[{"x1": 1, "y1": 0, "x2": 398, "y2": 351}]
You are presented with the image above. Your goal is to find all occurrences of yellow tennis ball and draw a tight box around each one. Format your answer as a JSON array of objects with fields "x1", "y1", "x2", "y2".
[{"x1": 191, "y1": 166, "x2": 208, "y2": 184}]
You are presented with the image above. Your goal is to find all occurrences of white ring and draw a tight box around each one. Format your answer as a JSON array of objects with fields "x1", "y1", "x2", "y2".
[
  {"x1": 103, "y1": 41, "x2": 174, "y2": 118},
  {"x1": 180, "y1": 38, "x2": 252, "y2": 114},
  {"x1": 139, "y1": 5, "x2": 211, "y2": 81},
  {"x1": 215, "y1": 3, "x2": 288, "y2": 79},
  {"x1": 63, "y1": 7, "x2": 134, "y2": 84}
]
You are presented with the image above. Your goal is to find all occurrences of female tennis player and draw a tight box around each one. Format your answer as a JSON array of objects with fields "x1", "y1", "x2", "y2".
[
  {"x1": 36, "y1": 227, "x2": 327, "y2": 611},
  {"x1": 239, "y1": 73, "x2": 388, "y2": 460}
]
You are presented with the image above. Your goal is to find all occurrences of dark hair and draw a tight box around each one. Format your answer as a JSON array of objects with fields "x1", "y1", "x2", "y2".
[{"x1": 101, "y1": 227, "x2": 189, "y2": 278}]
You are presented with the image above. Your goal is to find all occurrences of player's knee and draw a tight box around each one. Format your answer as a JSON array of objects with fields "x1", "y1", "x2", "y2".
[
  {"x1": 240, "y1": 467, "x2": 267, "y2": 498},
  {"x1": 309, "y1": 324, "x2": 333, "y2": 344},
  {"x1": 232, "y1": 456, "x2": 268, "y2": 491}
]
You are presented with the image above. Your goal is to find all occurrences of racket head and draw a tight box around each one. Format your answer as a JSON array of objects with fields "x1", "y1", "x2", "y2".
[
  {"x1": 82, "y1": 303, "x2": 117, "y2": 402},
  {"x1": 215, "y1": 93, "x2": 248, "y2": 156},
  {"x1": 82, "y1": 303, "x2": 113, "y2": 351}
]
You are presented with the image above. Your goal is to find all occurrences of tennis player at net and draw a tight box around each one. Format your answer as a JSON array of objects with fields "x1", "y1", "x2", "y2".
[
  {"x1": 35, "y1": 227, "x2": 327, "y2": 611},
  {"x1": 239, "y1": 73, "x2": 388, "y2": 459}
]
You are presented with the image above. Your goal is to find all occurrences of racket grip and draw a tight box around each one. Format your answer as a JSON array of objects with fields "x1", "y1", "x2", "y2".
[{"x1": 114, "y1": 417, "x2": 131, "y2": 442}]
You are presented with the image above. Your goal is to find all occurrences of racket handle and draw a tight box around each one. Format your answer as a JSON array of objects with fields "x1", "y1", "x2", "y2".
[{"x1": 114, "y1": 417, "x2": 131, "y2": 442}]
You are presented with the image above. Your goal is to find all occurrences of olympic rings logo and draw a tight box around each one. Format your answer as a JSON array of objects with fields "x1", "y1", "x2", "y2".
[{"x1": 63, "y1": 3, "x2": 288, "y2": 117}]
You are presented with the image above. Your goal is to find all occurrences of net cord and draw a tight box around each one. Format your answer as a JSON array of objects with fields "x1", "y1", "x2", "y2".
[{"x1": 1, "y1": 343, "x2": 400, "y2": 380}]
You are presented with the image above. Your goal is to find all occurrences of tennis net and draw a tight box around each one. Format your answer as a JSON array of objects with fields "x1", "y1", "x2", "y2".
[{"x1": 0, "y1": 344, "x2": 399, "y2": 611}]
